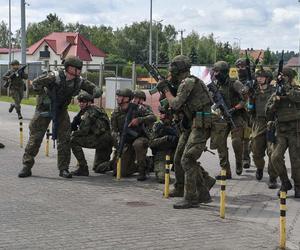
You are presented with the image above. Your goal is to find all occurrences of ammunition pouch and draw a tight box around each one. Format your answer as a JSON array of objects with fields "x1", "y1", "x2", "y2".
[{"x1": 193, "y1": 112, "x2": 212, "y2": 129}]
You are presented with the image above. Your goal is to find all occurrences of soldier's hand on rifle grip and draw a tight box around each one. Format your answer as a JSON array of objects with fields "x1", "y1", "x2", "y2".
[
  {"x1": 128, "y1": 118, "x2": 139, "y2": 127},
  {"x1": 156, "y1": 80, "x2": 170, "y2": 93}
]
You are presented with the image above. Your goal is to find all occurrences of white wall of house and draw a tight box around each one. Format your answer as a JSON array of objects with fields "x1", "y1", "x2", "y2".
[{"x1": 0, "y1": 51, "x2": 22, "y2": 62}]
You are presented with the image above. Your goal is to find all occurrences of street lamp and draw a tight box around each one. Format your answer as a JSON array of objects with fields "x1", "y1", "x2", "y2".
[{"x1": 154, "y1": 19, "x2": 163, "y2": 65}]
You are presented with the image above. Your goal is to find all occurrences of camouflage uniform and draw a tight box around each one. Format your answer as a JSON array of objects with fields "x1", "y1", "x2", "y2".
[
  {"x1": 2, "y1": 60, "x2": 28, "y2": 119},
  {"x1": 19, "y1": 56, "x2": 102, "y2": 178},
  {"x1": 266, "y1": 67, "x2": 300, "y2": 198},
  {"x1": 111, "y1": 97, "x2": 156, "y2": 179},
  {"x1": 150, "y1": 117, "x2": 178, "y2": 183},
  {"x1": 157, "y1": 55, "x2": 214, "y2": 208},
  {"x1": 212, "y1": 61, "x2": 247, "y2": 176},
  {"x1": 71, "y1": 94, "x2": 112, "y2": 176},
  {"x1": 250, "y1": 69, "x2": 278, "y2": 187}
]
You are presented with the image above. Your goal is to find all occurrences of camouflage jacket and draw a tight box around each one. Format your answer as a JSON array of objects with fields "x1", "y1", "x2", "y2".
[
  {"x1": 150, "y1": 120, "x2": 178, "y2": 154},
  {"x1": 111, "y1": 103, "x2": 156, "y2": 144},
  {"x1": 32, "y1": 69, "x2": 102, "y2": 112},
  {"x1": 72, "y1": 105, "x2": 111, "y2": 137},
  {"x1": 2, "y1": 69, "x2": 28, "y2": 90}
]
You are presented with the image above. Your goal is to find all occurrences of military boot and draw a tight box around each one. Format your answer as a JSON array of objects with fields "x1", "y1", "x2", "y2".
[
  {"x1": 215, "y1": 168, "x2": 232, "y2": 180},
  {"x1": 198, "y1": 186, "x2": 212, "y2": 204},
  {"x1": 169, "y1": 185, "x2": 184, "y2": 197},
  {"x1": 268, "y1": 177, "x2": 278, "y2": 189},
  {"x1": 18, "y1": 166, "x2": 32, "y2": 178},
  {"x1": 294, "y1": 186, "x2": 300, "y2": 198},
  {"x1": 71, "y1": 165, "x2": 89, "y2": 176},
  {"x1": 236, "y1": 162, "x2": 243, "y2": 176},
  {"x1": 17, "y1": 111, "x2": 23, "y2": 120},
  {"x1": 255, "y1": 169, "x2": 263, "y2": 181},
  {"x1": 8, "y1": 104, "x2": 15, "y2": 113},
  {"x1": 173, "y1": 199, "x2": 199, "y2": 209},
  {"x1": 243, "y1": 160, "x2": 250, "y2": 169},
  {"x1": 94, "y1": 161, "x2": 112, "y2": 174},
  {"x1": 277, "y1": 179, "x2": 293, "y2": 197},
  {"x1": 59, "y1": 169, "x2": 72, "y2": 178}
]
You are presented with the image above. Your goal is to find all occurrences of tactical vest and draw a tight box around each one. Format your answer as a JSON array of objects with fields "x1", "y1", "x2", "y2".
[
  {"x1": 276, "y1": 88, "x2": 300, "y2": 122},
  {"x1": 218, "y1": 79, "x2": 242, "y2": 109},
  {"x1": 255, "y1": 86, "x2": 274, "y2": 118},
  {"x1": 91, "y1": 106, "x2": 111, "y2": 134}
]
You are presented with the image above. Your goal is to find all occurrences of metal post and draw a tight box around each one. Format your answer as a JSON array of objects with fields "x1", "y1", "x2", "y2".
[
  {"x1": 179, "y1": 30, "x2": 185, "y2": 55},
  {"x1": 149, "y1": 0, "x2": 152, "y2": 65},
  {"x1": 132, "y1": 62, "x2": 136, "y2": 90},
  {"x1": 21, "y1": 0, "x2": 28, "y2": 98},
  {"x1": 8, "y1": 0, "x2": 12, "y2": 65},
  {"x1": 156, "y1": 27, "x2": 159, "y2": 65},
  {"x1": 99, "y1": 63, "x2": 103, "y2": 107}
]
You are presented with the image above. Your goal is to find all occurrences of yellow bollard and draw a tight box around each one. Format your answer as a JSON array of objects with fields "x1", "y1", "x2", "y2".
[
  {"x1": 279, "y1": 191, "x2": 287, "y2": 249},
  {"x1": 164, "y1": 155, "x2": 171, "y2": 198},
  {"x1": 45, "y1": 128, "x2": 50, "y2": 157},
  {"x1": 220, "y1": 169, "x2": 226, "y2": 219},
  {"x1": 19, "y1": 118, "x2": 23, "y2": 148},
  {"x1": 116, "y1": 157, "x2": 121, "y2": 180}
]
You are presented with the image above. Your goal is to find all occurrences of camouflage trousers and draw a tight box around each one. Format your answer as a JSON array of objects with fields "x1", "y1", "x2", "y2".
[
  {"x1": 210, "y1": 116, "x2": 245, "y2": 171},
  {"x1": 153, "y1": 151, "x2": 174, "y2": 183},
  {"x1": 271, "y1": 132, "x2": 300, "y2": 187},
  {"x1": 174, "y1": 127, "x2": 211, "y2": 201},
  {"x1": 22, "y1": 109, "x2": 71, "y2": 170},
  {"x1": 242, "y1": 113, "x2": 252, "y2": 166},
  {"x1": 113, "y1": 137, "x2": 149, "y2": 177},
  {"x1": 251, "y1": 132, "x2": 277, "y2": 179},
  {"x1": 71, "y1": 132, "x2": 113, "y2": 170},
  {"x1": 10, "y1": 88, "x2": 23, "y2": 114}
]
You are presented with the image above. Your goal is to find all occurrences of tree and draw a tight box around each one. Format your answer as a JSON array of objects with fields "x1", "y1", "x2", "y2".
[
  {"x1": 189, "y1": 46, "x2": 198, "y2": 64},
  {"x1": 263, "y1": 48, "x2": 277, "y2": 65},
  {"x1": 0, "y1": 21, "x2": 10, "y2": 47}
]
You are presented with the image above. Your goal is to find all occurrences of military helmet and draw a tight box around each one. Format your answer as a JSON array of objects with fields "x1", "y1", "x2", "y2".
[
  {"x1": 10, "y1": 59, "x2": 20, "y2": 65},
  {"x1": 133, "y1": 90, "x2": 146, "y2": 101},
  {"x1": 213, "y1": 61, "x2": 230, "y2": 75},
  {"x1": 116, "y1": 88, "x2": 133, "y2": 99},
  {"x1": 235, "y1": 58, "x2": 247, "y2": 67},
  {"x1": 77, "y1": 91, "x2": 93, "y2": 102},
  {"x1": 255, "y1": 67, "x2": 273, "y2": 80},
  {"x1": 63, "y1": 56, "x2": 83, "y2": 70},
  {"x1": 282, "y1": 67, "x2": 297, "y2": 80},
  {"x1": 169, "y1": 55, "x2": 191, "y2": 74}
]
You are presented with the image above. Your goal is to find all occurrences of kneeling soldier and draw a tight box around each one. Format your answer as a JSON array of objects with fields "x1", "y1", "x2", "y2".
[{"x1": 71, "y1": 91, "x2": 113, "y2": 176}]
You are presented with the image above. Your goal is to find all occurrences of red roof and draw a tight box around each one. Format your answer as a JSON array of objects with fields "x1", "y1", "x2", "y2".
[
  {"x1": 27, "y1": 32, "x2": 106, "y2": 61},
  {"x1": 0, "y1": 48, "x2": 21, "y2": 54},
  {"x1": 286, "y1": 56, "x2": 300, "y2": 67},
  {"x1": 239, "y1": 49, "x2": 264, "y2": 62}
]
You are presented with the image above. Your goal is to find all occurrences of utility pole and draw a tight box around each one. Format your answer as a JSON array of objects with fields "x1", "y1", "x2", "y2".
[
  {"x1": 154, "y1": 20, "x2": 163, "y2": 65},
  {"x1": 149, "y1": 0, "x2": 152, "y2": 65},
  {"x1": 178, "y1": 29, "x2": 185, "y2": 55},
  {"x1": 21, "y1": 0, "x2": 26, "y2": 65},
  {"x1": 8, "y1": 0, "x2": 12, "y2": 65}
]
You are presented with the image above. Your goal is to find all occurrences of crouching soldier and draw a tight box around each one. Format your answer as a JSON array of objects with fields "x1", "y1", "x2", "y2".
[
  {"x1": 111, "y1": 88, "x2": 156, "y2": 181},
  {"x1": 150, "y1": 105, "x2": 178, "y2": 183},
  {"x1": 70, "y1": 91, "x2": 113, "y2": 176}
]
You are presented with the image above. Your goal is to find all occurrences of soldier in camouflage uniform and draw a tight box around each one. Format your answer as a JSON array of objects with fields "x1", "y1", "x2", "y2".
[
  {"x1": 266, "y1": 67, "x2": 300, "y2": 198},
  {"x1": 133, "y1": 90, "x2": 153, "y2": 112},
  {"x1": 111, "y1": 89, "x2": 156, "y2": 181},
  {"x1": 2, "y1": 60, "x2": 28, "y2": 119},
  {"x1": 235, "y1": 58, "x2": 252, "y2": 169},
  {"x1": 150, "y1": 105, "x2": 178, "y2": 183},
  {"x1": 212, "y1": 61, "x2": 247, "y2": 177},
  {"x1": 157, "y1": 55, "x2": 215, "y2": 209},
  {"x1": 18, "y1": 56, "x2": 102, "y2": 179},
  {"x1": 249, "y1": 68, "x2": 278, "y2": 188},
  {"x1": 70, "y1": 91, "x2": 112, "y2": 176}
]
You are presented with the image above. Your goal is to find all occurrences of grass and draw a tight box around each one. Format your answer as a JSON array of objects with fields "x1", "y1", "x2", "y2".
[{"x1": 0, "y1": 95, "x2": 80, "y2": 112}]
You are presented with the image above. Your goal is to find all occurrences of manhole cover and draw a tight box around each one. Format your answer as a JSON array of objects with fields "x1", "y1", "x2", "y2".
[{"x1": 126, "y1": 201, "x2": 155, "y2": 207}]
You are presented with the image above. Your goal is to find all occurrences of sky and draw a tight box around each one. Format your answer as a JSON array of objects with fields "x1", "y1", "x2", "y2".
[{"x1": 0, "y1": 0, "x2": 300, "y2": 52}]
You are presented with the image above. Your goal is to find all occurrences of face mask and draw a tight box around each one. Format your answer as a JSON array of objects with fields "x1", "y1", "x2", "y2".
[
  {"x1": 237, "y1": 69, "x2": 247, "y2": 79},
  {"x1": 215, "y1": 73, "x2": 227, "y2": 84}
]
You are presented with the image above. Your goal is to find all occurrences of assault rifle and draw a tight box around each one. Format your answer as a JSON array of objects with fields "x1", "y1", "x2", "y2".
[
  {"x1": 207, "y1": 81, "x2": 236, "y2": 128},
  {"x1": 275, "y1": 50, "x2": 285, "y2": 96},
  {"x1": 143, "y1": 63, "x2": 177, "y2": 96},
  {"x1": 244, "y1": 50, "x2": 257, "y2": 103},
  {"x1": 3, "y1": 65, "x2": 27, "y2": 88}
]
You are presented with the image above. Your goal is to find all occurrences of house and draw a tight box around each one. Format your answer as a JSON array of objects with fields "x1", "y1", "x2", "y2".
[
  {"x1": 239, "y1": 49, "x2": 264, "y2": 62},
  {"x1": 0, "y1": 32, "x2": 106, "y2": 72},
  {"x1": 0, "y1": 48, "x2": 22, "y2": 62},
  {"x1": 286, "y1": 56, "x2": 300, "y2": 68}
]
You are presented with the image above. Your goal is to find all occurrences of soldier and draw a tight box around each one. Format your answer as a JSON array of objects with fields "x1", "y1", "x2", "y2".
[
  {"x1": 250, "y1": 68, "x2": 278, "y2": 188},
  {"x1": 266, "y1": 67, "x2": 300, "y2": 198},
  {"x1": 150, "y1": 105, "x2": 178, "y2": 183},
  {"x1": 0, "y1": 143, "x2": 5, "y2": 149},
  {"x1": 2, "y1": 60, "x2": 28, "y2": 119},
  {"x1": 111, "y1": 89, "x2": 156, "y2": 181},
  {"x1": 235, "y1": 58, "x2": 252, "y2": 169},
  {"x1": 18, "y1": 56, "x2": 102, "y2": 178},
  {"x1": 70, "y1": 91, "x2": 113, "y2": 176},
  {"x1": 212, "y1": 61, "x2": 247, "y2": 177},
  {"x1": 133, "y1": 90, "x2": 152, "y2": 111},
  {"x1": 157, "y1": 55, "x2": 215, "y2": 209}
]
